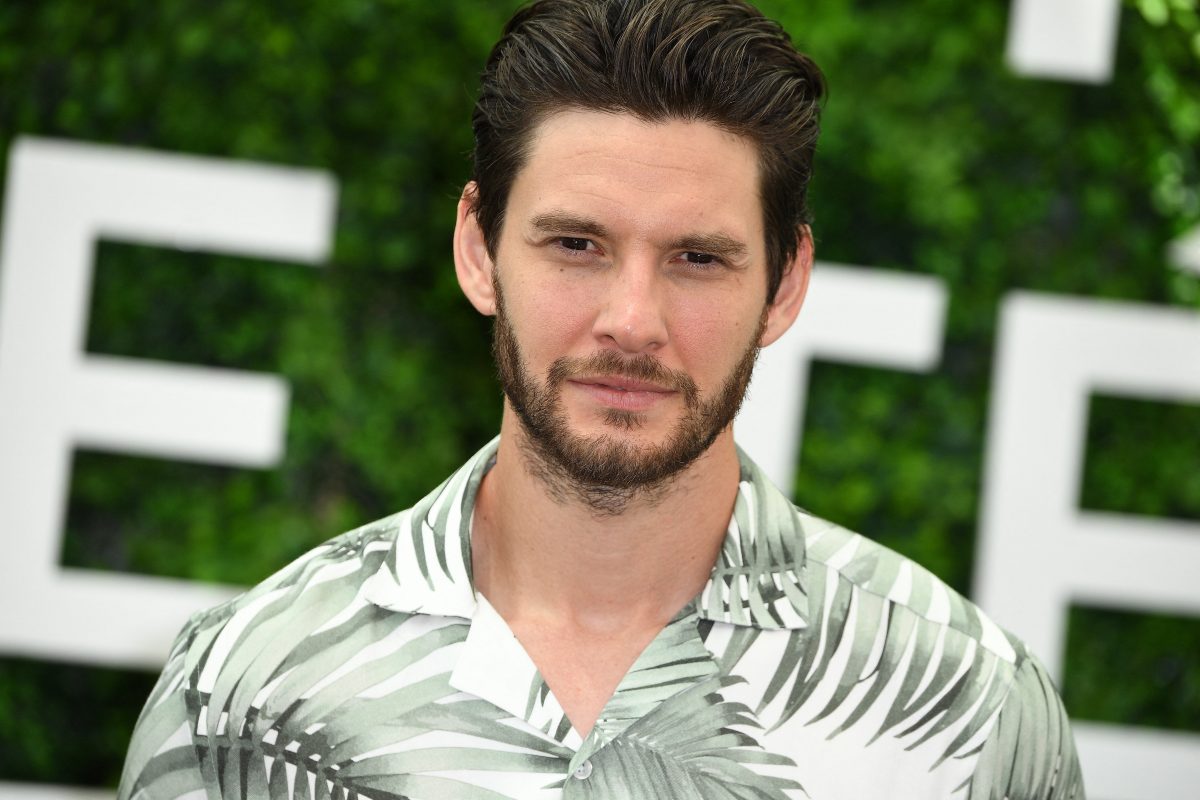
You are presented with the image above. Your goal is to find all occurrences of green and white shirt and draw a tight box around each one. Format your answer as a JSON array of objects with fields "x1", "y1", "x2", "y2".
[{"x1": 118, "y1": 438, "x2": 1083, "y2": 800}]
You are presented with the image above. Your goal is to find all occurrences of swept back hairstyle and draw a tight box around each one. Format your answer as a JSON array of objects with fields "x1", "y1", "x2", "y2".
[{"x1": 469, "y1": 0, "x2": 826, "y2": 303}]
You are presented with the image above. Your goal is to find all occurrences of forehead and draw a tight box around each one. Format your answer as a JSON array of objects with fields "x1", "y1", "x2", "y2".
[{"x1": 508, "y1": 109, "x2": 764, "y2": 248}]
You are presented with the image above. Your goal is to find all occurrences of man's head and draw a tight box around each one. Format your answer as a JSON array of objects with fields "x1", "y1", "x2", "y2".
[
  {"x1": 468, "y1": 0, "x2": 825, "y2": 306},
  {"x1": 453, "y1": 1, "x2": 824, "y2": 511}
]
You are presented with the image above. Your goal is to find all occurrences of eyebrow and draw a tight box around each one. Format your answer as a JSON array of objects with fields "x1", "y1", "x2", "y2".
[
  {"x1": 529, "y1": 212, "x2": 610, "y2": 240},
  {"x1": 529, "y1": 211, "x2": 750, "y2": 263},
  {"x1": 669, "y1": 232, "x2": 749, "y2": 263}
]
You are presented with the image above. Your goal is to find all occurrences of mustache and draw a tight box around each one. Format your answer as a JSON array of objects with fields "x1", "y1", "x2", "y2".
[{"x1": 547, "y1": 351, "x2": 699, "y2": 406}]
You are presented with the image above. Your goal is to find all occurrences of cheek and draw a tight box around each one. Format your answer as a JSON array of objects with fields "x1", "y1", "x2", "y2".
[
  {"x1": 505, "y1": 275, "x2": 598, "y2": 361},
  {"x1": 669, "y1": 297, "x2": 759, "y2": 376}
]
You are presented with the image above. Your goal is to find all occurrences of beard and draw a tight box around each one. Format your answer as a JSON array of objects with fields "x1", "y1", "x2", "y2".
[{"x1": 491, "y1": 277, "x2": 765, "y2": 514}]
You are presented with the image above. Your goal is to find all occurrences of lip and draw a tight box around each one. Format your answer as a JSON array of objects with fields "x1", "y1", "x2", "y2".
[
  {"x1": 568, "y1": 376, "x2": 676, "y2": 412},
  {"x1": 574, "y1": 374, "x2": 673, "y2": 393}
]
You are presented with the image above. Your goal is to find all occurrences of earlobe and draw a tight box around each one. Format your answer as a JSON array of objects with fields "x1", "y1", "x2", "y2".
[
  {"x1": 453, "y1": 182, "x2": 498, "y2": 316},
  {"x1": 759, "y1": 226, "x2": 813, "y2": 348}
]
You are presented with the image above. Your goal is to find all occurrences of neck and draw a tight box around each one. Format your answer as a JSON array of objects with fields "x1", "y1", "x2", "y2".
[{"x1": 471, "y1": 404, "x2": 741, "y2": 635}]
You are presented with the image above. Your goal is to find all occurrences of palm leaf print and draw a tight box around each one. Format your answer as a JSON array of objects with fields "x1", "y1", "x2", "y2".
[
  {"x1": 124, "y1": 518, "x2": 573, "y2": 799},
  {"x1": 571, "y1": 676, "x2": 802, "y2": 799},
  {"x1": 964, "y1": 653, "x2": 1083, "y2": 800},
  {"x1": 752, "y1": 524, "x2": 1016, "y2": 768},
  {"x1": 121, "y1": 439, "x2": 1083, "y2": 800},
  {"x1": 588, "y1": 604, "x2": 722, "y2": 747},
  {"x1": 703, "y1": 456, "x2": 809, "y2": 628}
]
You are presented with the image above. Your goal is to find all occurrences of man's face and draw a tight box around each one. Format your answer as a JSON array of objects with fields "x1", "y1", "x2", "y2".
[{"x1": 487, "y1": 110, "x2": 775, "y2": 495}]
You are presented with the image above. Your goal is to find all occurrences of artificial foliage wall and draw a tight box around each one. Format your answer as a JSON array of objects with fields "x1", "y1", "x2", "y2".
[{"x1": 0, "y1": 0, "x2": 1197, "y2": 788}]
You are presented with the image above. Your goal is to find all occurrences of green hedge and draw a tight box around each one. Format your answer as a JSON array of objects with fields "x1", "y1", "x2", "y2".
[{"x1": 0, "y1": 0, "x2": 1196, "y2": 787}]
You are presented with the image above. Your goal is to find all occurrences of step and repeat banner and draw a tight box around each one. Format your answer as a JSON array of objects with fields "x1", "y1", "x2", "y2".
[{"x1": 0, "y1": 1, "x2": 1197, "y2": 797}]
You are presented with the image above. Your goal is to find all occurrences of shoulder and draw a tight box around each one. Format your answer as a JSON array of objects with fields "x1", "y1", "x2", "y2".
[
  {"x1": 966, "y1": 647, "x2": 1085, "y2": 799},
  {"x1": 117, "y1": 510, "x2": 417, "y2": 798},
  {"x1": 182, "y1": 509, "x2": 408, "y2": 642},
  {"x1": 789, "y1": 511, "x2": 1084, "y2": 797},
  {"x1": 800, "y1": 513, "x2": 1023, "y2": 666}
]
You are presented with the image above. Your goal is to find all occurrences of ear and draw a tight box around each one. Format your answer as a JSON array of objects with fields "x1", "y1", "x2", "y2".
[
  {"x1": 453, "y1": 182, "x2": 497, "y2": 316},
  {"x1": 759, "y1": 225, "x2": 813, "y2": 348}
]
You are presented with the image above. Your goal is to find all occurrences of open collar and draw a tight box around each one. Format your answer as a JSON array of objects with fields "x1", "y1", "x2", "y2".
[{"x1": 363, "y1": 436, "x2": 810, "y2": 630}]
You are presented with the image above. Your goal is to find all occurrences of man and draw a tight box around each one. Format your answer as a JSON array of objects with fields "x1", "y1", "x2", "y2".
[{"x1": 119, "y1": 1, "x2": 1083, "y2": 798}]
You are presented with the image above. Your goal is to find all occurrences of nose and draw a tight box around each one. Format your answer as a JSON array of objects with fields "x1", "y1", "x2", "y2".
[{"x1": 592, "y1": 257, "x2": 669, "y2": 354}]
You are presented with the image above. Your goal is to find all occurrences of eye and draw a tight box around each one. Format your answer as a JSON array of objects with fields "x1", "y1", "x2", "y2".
[
  {"x1": 558, "y1": 237, "x2": 593, "y2": 252},
  {"x1": 676, "y1": 251, "x2": 726, "y2": 271}
]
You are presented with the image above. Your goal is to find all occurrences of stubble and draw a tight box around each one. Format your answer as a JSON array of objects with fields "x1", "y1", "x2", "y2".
[{"x1": 491, "y1": 276, "x2": 765, "y2": 516}]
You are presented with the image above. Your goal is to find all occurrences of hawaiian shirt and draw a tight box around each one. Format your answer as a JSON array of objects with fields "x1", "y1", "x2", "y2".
[{"x1": 118, "y1": 437, "x2": 1084, "y2": 799}]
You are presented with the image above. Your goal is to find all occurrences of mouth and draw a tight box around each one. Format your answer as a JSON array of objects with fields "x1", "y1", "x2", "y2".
[
  {"x1": 568, "y1": 375, "x2": 676, "y2": 412},
  {"x1": 573, "y1": 375, "x2": 674, "y2": 394}
]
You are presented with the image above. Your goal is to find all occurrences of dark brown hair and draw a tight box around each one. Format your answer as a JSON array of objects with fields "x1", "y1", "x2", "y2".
[{"x1": 469, "y1": 0, "x2": 826, "y2": 302}]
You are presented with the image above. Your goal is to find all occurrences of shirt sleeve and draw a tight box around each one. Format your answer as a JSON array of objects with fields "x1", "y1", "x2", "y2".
[
  {"x1": 966, "y1": 650, "x2": 1085, "y2": 800},
  {"x1": 116, "y1": 615, "x2": 209, "y2": 800}
]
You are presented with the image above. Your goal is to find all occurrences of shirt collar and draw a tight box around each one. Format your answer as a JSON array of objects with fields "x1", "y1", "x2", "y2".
[{"x1": 363, "y1": 436, "x2": 810, "y2": 630}]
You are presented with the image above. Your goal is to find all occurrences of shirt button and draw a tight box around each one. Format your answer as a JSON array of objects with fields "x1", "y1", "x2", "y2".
[{"x1": 572, "y1": 760, "x2": 593, "y2": 780}]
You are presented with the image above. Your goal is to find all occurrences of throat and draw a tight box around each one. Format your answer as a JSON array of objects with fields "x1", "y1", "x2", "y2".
[
  {"x1": 468, "y1": 425, "x2": 743, "y2": 734},
  {"x1": 510, "y1": 617, "x2": 666, "y2": 738}
]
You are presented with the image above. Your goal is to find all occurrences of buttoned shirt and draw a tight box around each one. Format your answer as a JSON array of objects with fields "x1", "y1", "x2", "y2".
[{"x1": 118, "y1": 437, "x2": 1083, "y2": 799}]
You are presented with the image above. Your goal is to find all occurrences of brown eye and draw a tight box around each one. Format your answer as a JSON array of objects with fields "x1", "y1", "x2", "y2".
[
  {"x1": 560, "y1": 237, "x2": 591, "y2": 251},
  {"x1": 685, "y1": 252, "x2": 716, "y2": 264}
]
